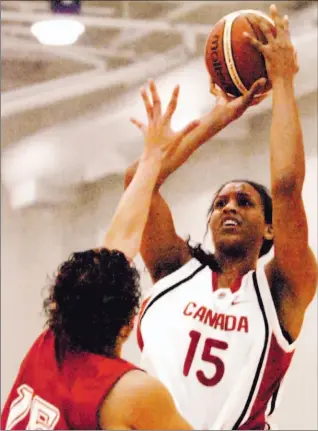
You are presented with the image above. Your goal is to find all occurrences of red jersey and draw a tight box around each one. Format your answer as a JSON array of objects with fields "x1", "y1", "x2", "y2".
[{"x1": 1, "y1": 329, "x2": 137, "y2": 430}]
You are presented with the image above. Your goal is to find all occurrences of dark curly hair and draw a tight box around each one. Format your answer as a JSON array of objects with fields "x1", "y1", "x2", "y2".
[
  {"x1": 187, "y1": 180, "x2": 273, "y2": 271},
  {"x1": 43, "y1": 248, "x2": 141, "y2": 363}
]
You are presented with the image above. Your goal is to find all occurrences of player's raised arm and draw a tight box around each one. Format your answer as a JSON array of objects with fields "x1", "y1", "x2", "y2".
[
  {"x1": 99, "y1": 370, "x2": 193, "y2": 430},
  {"x1": 126, "y1": 78, "x2": 267, "y2": 281},
  {"x1": 104, "y1": 85, "x2": 199, "y2": 261},
  {"x1": 245, "y1": 4, "x2": 317, "y2": 339}
]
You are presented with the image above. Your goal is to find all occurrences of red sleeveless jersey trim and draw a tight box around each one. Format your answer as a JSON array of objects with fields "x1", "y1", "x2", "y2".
[{"x1": 238, "y1": 333, "x2": 294, "y2": 429}]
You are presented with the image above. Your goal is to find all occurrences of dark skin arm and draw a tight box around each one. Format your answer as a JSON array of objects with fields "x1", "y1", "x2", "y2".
[
  {"x1": 123, "y1": 177, "x2": 191, "y2": 282},
  {"x1": 246, "y1": 5, "x2": 317, "y2": 341}
]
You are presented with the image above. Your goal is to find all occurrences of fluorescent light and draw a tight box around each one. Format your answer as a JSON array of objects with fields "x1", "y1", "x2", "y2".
[{"x1": 31, "y1": 19, "x2": 85, "y2": 46}]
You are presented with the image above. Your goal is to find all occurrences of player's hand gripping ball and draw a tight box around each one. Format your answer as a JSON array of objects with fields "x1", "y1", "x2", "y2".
[{"x1": 205, "y1": 9, "x2": 276, "y2": 98}]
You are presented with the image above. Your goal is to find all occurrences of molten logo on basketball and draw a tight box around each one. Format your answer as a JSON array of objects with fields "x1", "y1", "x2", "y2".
[
  {"x1": 209, "y1": 36, "x2": 228, "y2": 92},
  {"x1": 205, "y1": 10, "x2": 274, "y2": 97}
]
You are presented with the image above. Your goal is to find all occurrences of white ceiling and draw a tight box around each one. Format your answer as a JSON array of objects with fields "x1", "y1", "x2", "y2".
[{"x1": 1, "y1": 0, "x2": 317, "y2": 208}]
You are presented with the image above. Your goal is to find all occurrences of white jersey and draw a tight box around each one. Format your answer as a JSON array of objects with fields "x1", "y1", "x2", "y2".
[{"x1": 137, "y1": 258, "x2": 296, "y2": 430}]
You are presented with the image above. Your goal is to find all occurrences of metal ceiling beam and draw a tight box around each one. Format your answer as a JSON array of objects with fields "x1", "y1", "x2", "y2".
[
  {"x1": 1, "y1": 10, "x2": 212, "y2": 34},
  {"x1": 8, "y1": 180, "x2": 79, "y2": 209},
  {"x1": 2, "y1": 36, "x2": 107, "y2": 69},
  {"x1": 2, "y1": 69, "x2": 104, "y2": 103},
  {"x1": 166, "y1": 1, "x2": 208, "y2": 20},
  {"x1": 2, "y1": 25, "x2": 136, "y2": 60},
  {"x1": 108, "y1": 1, "x2": 208, "y2": 51},
  {"x1": 1, "y1": 46, "x2": 189, "y2": 118}
]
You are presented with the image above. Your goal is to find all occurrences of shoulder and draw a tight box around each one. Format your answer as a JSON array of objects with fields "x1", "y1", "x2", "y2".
[
  {"x1": 265, "y1": 255, "x2": 317, "y2": 306},
  {"x1": 120, "y1": 370, "x2": 174, "y2": 405},
  {"x1": 263, "y1": 258, "x2": 316, "y2": 342},
  {"x1": 20, "y1": 330, "x2": 52, "y2": 369},
  {"x1": 152, "y1": 257, "x2": 205, "y2": 291},
  {"x1": 102, "y1": 369, "x2": 174, "y2": 411},
  {"x1": 98, "y1": 370, "x2": 183, "y2": 430},
  {"x1": 152, "y1": 251, "x2": 193, "y2": 282}
]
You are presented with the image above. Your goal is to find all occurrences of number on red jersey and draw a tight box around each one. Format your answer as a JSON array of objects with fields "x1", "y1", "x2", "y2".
[{"x1": 5, "y1": 384, "x2": 60, "y2": 430}]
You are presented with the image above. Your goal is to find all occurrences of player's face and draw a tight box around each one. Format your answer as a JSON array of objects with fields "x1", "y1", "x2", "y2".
[{"x1": 209, "y1": 182, "x2": 268, "y2": 256}]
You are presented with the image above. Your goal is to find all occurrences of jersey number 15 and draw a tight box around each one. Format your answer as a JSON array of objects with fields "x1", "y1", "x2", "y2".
[{"x1": 183, "y1": 330, "x2": 228, "y2": 386}]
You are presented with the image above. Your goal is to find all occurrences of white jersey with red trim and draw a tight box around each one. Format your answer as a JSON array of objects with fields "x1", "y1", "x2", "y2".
[{"x1": 137, "y1": 258, "x2": 296, "y2": 430}]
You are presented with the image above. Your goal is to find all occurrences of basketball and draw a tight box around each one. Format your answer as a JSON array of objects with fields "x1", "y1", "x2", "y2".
[{"x1": 205, "y1": 10, "x2": 276, "y2": 97}]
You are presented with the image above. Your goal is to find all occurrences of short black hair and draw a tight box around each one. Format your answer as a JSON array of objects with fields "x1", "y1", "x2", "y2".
[
  {"x1": 44, "y1": 248, "x2": 141, "y2": 362},
  {"x1": 187, "y1": 179, "x2": 273, "y2": 269}
]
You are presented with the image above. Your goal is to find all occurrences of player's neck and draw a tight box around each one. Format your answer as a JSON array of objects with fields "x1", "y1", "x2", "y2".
[
  {"x1": 215, "y1": 251, "x2": 257, "y2": 279},
  {"x1": 113, "y1": 338, "x2": 126, "y2": 358},
  {"x1": 114, "y1": 344, "x2": 122, "y2": 358},
  {"x1": 101, "y1": 341, "x2": 122, "y2": 359}
]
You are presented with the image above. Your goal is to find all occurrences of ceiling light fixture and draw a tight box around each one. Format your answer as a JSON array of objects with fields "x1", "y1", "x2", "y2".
[{"x1": 31, "y1": 18, "x2": 85, "y2": 46}]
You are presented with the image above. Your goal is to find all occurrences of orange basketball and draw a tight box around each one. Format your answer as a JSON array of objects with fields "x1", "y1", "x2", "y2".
[{"x1": 205, "y1": 10, "x2": 276, "y2": 97}]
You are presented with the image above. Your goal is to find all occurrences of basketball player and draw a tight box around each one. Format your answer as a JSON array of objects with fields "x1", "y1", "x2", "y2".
[
  {"x1": 0, "y1": 87, "x2": 198, "y2": 430},
  {"x1": 127, "y1": 4, "x2": 317, "y2": 430}
]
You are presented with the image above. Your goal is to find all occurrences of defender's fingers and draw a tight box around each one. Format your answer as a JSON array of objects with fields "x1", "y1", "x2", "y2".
[
  {"x1": 140, "y1": 87, "x2": 153, "y2": 120},
  {"x1": 162, "y1": 85, "x2": 180, "y2": 124},
  {"x1": 130, "y1": 118, "x2": 145, "y2": 132},
  {"x1": 148, "y1": 79, "x2": 162, "y2": 118}
]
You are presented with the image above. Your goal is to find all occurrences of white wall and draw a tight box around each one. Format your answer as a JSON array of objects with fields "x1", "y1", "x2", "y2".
[
  {"x1": 1, "y1": 186, "x2": 68, "y2": 403},
  {"x1": 1, "y1": 92, "x2": 317, "y2": 429}
]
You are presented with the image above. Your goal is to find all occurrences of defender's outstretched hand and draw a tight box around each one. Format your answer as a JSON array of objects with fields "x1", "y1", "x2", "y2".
[
  {"x1": 128, "y1": 76, "x2": 267, "y2": 188},
  {"x1": 104, "y1": 81, "x2": 198, "y2": 259},
  {"x1": 131, "y1": 79, "x2": 200, "y2": 159}
]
